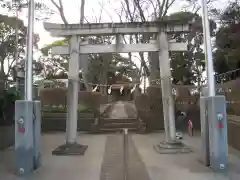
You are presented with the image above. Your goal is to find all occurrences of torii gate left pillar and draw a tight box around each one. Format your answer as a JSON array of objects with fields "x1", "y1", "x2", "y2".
[
  {"x1": 66, "y1": 36, "x2": 79, "y2": 144},
  {"x1": 52, "y1": 35, "x2": 88, "y2": 155}
]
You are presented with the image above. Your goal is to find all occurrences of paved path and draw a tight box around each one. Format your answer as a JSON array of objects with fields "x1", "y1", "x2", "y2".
[
  {"x1": 133, "y1": 133, "x2": 240, "y2": 180},
  {"x1": 100, "y1": 135, "x2": 150, "y2": 180},
  {"x1": 1, "y1": 101, "x2": 240, "y2": 180},
  {"x1": 0, "y1": 133, "x2": 106, "y2": 180},
  {"x1": 1, "y1": 133, "x2": 240, "y2": 180}
]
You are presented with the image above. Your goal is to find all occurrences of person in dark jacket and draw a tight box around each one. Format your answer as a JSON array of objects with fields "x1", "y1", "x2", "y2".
[{"x1": 175, "y1": 111, "x2": 186, "y2": 139}]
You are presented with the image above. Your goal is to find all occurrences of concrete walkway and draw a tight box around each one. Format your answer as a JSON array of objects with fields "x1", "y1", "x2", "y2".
[
  {"x1": 133, "y1": 133, "x2": 240, "y2": 180},
  {"x1": 0, "y1": 133, "x2": 106, "y2": 180},
  {"x1": 100, "y1": 135, "x2": 151, "y2": 180},
  {"x1": 1, "y1": 101, "x2": 240, "y2": 180},
  {"x1": 1, "y1": 133, "x2": 240, "y2": 180}
]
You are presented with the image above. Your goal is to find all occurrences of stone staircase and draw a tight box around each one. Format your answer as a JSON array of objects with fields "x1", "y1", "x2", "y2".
[{"x1": 90, "y1": 101, "x2": 145, "y2": 133}]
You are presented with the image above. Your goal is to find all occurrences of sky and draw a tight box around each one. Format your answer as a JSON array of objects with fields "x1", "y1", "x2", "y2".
[
  {"x1": 1, "y1": 0, "x2": 229, "y2": 87},
  {"x1": 37, "y1": 0, "x2": 122, "y2": 47},
  {"x1": 1, "y1": 0, "x2": 227, "y2": 49},
  {"x1": 34, "y1": 0, "x2": 227, "y2": 48},
  {"x1": 1, "y1": 0, "x2": 228, "y2": 49}
]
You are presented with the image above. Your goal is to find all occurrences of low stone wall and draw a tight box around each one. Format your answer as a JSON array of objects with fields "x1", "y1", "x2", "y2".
[
  {"x1": 228, "y1": 116, "x2": 240, "y2": 151},
  {"x1": 135, "y1": 79, "x2": 240, "y2": 132},
  {"x1": 39, "y1": 88, "x2": 108, "y2": 108},
  {"x1": 135, "y1": 93, "x2": 164, "y2": 131},
  {"x1": 41, "y1": 104, "x2": 113, "y2": 132},
  {"x1": 42, "y1": 118, "x2": 95, "y2": 132},
  {"x1": 41, "y1": 112, "x2": 95, "y2": 132},
  {"x1": 39, "y1": 89, "x2": 109, "y2": 132},
  {"x1": 0, "y1": 125, "x2": 14, "y2": 150}
]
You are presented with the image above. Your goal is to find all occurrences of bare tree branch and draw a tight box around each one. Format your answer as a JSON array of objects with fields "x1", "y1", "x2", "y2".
[
  {"x1": 156, "y1": 0, "x2": 161, "y2": 8},
  {"x1": 80, "y1": 0, "x2": 85, "y2": 24},
  {"x1": 124, "y1": 0, "x2": 135, "y2": 21},
  {"x1": 98, "y1": 1, "x2": 104, "y2": 23},
  {"x1": 133, "y1": 0, "x2": 146, "y2": 22},
  {"x1": 183, "y1": 0, "x2": 216, "y2": 14},
  {"x1": 148, "y1": 0, "x2": 157, "y2": 19},
  {"x1": 50, "y1": 0, "x2": 68, "y2": 24},
  {"x1": 6, "y1": 59, "x2": 15, "y2": 77},
  {"x1": 120, "y1": 0, "x2": 150, "y2": 76},
  {"x1": 159, "y1": 0, "x2": 167, "y2": 17},
  {"x1": 163, "y1": 0, "x2": 177, "y2": 16}
]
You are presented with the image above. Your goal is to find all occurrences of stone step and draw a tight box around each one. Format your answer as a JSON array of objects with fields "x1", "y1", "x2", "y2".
[
  {"x1": 43, "y1": 117, "x2": 95, "y2": 121},
  {"x1": 42, "y1": 112, "x2": 66, "y2": 118},
  {"x1": 99, "y1": 127, "x2": 139, "y2": 132},
  {"x1": 102, "y1": 122, "x2": 140, "y2": 129},
  {"x1": 42, "y1": 112, "x2": 95, "y2": 118},
  {"x1": 100, "y1": 118, "x2": 138, "y2": 124}
]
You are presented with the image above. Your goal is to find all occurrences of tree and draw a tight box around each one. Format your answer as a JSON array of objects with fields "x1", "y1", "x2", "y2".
[
  {"x1": 88, "y1": 53, "x2": 136, "y2": 94},
  {"x1": 48, "y1": 0, "x2": 93, "y2": 91},
  {"x1": 148, "y1": 11, "x2": 216, "y2": 86},
  {"x1": 165, "y1": 11, "x2": 216, "y2": 86},
  {"x1": 0, "y1": 14, "x2": 39, "y2": 87},
  {"x1": 213, "y1": 1, "x2": 240, "y2": 81},
  {"x1": 115, "y1": 0, "x2": 216, "y2": 84},
  {"x1": 47, "y1": 0, "x2": 217, "y2": 89},
  {"x1": 0, "y1": 0, "x2": 53, "y2": 21},
  {"x1": 40, "y1": 38, "x2": 69, "y2": 79},
  {"x1": 40, "y1": 37, "x2": 136, "y2": 94},
  {"x1": 0, "y1": 0, "x2": 53, "y2": 93},
  {"x1": 48, "y1": 0, "x2": 183, "y2": 89}
]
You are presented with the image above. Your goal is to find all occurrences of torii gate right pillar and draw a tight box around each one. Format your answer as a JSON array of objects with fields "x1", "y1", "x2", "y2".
[
  {"x1": 154, "y1": 32, "x2": 192, "y2": 154},
  {"x1": 158, "y1": 32, "x2": 176, "y2": 142}
]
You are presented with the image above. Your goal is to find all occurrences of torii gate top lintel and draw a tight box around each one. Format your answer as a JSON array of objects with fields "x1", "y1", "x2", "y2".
[{"x1": 44, "y1": 20, "x2": 192, "y2": 37}]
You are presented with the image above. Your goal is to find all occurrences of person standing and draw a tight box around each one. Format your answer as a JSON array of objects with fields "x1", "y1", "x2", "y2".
[{"x1": 175, "y1": 111, "x2": 186, "y2": 139}]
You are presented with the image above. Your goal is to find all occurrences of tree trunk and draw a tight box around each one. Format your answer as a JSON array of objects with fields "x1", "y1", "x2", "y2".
[
  {"x1": 100, "y1": 70, "x2": 107, "y2": 95},
  {"x1": 0, "y1": 58, "x2": 5, "y2": 97},
  {"x1": 50, "y1": 0, "x2": 90, "y2": 91},
  {"x1": 149, "y1": 52, "x2": 160, "y2": 85}
]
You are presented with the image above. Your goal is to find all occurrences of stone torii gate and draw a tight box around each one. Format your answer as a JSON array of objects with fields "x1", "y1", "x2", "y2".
[{"x1": 44, "y1": 20, "x2": 191, "y2": 154}]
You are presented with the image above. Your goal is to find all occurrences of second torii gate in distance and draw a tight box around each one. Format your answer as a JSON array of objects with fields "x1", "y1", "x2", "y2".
[{"x1": 44, "y1": 20, "x2": 191, "y2": 154}]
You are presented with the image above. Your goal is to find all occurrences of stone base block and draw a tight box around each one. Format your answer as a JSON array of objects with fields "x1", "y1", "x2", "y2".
[
  {"x1": 52, "y1": 143, "x2": 88, "y2": 156},
  {"x1": 154, "y1": 141, "x2": 192, "y2": 154}
]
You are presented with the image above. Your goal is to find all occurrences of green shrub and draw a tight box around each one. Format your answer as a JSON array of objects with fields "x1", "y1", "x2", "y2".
[{"x1": 0, "y1": 88, "x2": 20, "y2": 126}]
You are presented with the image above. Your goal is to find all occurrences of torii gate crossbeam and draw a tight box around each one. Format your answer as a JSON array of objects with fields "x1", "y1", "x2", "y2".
[
  {"x1": 44, "y1": 20, "x2": 191, "y2": 37},
  {"x1": 51, "y1": 42, "x2": 188, "y2": 55}
]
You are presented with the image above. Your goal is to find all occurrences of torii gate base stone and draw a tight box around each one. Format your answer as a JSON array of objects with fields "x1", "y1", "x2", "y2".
[{"x1": 44, "y1": 20, "x2": 192, "y2": 155}]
